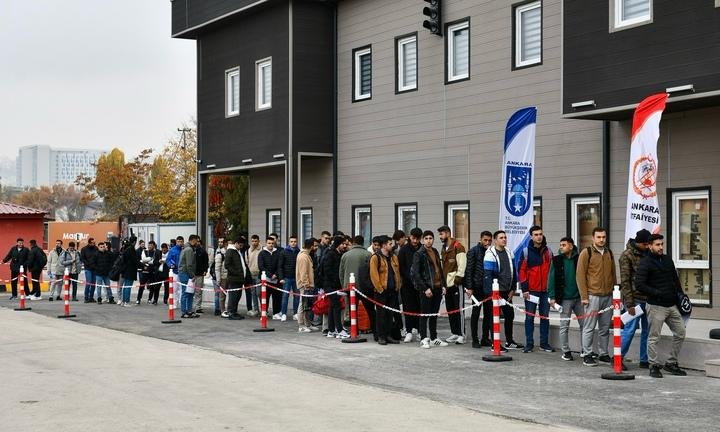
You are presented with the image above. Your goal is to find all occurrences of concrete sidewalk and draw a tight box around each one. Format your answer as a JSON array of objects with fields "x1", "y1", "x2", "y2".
[{"x1": 0, "y1": 308, "x2": 580, "y2": 432}]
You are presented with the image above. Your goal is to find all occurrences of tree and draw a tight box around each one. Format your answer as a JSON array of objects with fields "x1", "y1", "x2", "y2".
[
  {"x1": 11, "y1": 184, "x2": 91, "y2": 221},
  {"x1": 208, "y1": 175, "x2": 248, "y2": 240}
]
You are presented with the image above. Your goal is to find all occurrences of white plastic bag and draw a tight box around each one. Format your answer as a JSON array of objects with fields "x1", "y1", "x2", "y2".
[{"x1": 185, "y1": 280, "x2": 195, "y2": 294}]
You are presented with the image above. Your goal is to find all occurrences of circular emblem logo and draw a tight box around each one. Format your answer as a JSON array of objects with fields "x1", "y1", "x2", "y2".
[{"x1": 632, "y1": 155, "x2": 657, "y2": 198}]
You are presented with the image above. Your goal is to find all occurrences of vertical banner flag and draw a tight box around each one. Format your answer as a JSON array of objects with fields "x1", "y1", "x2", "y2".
[
  {"x1": 499, "y1": 107, "x2": 537, "y2": 260},
  {"x1": 624, "y1": 93, "x2": 668, "y2": 242}
]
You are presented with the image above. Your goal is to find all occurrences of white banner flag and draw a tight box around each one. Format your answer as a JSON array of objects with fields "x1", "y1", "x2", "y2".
[
  {"x1": 624, "y1": 93, "x2": 668, "y2": 242},
  {"x1": 499, "y1": 107, "x2": 537, "y2": 258}
]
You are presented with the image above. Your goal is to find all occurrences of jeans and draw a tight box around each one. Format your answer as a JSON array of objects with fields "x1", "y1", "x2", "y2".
[
  {"x1": 177, "y1": 272, "x2": 191, "y2": 313},
  {"x1": 621, "y1": 301, "x2": 649, "y2": 363},
  {"x1": 581, "y1": 294, "x2": 612, "y2": 356},
  {"x1": 280, "y1": 278, "x2": 298, "y2": 315},
  {"x1": 524, "y1": 291, "x2": 550, "y2": 347},
  {"x1": 122, "y1": 279, "x2": 133, "y2": 303},
  {"x1": 559, "y1": 298, "x2": 585, "y2": 353},
  {"x1": 83, "y1": 270, "x2": 95, "y2": 300},
  {"x1": 95, "y1": 275, "x2": 113, "y2": 300}
]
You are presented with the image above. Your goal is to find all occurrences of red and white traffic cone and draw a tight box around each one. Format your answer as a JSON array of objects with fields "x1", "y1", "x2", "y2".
[
  {"x1": 58, "y1": 269, "x2": 76, "y2": 319},
  {"x1": 482, "y1": 278, "x2": 512, "y2": 362},
  {"x1": 162, "y1": 275, "x2": 182, "y2": 324},
  {"x1": 342, "y1": 273, "x2": 367, "y2": 344},
  {"x1": 14, "y1": 266, "x2": 31, "y2": 311},
  {"x1": 253, "y1": 272, "x2": 274, "y2": 332},
  {"x1": 602, "y1": 285, "x2": 635, "y2": 380}
]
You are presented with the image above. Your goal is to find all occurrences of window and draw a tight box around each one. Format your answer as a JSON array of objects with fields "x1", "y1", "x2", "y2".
[
  {"x1": 396, "y1": 34, "x2": 417, "y2": 93},
  {"x1": 266, "y1": 209, "x2": 281, "y2": 239},
  {"x1": 395, "y1": 203, "x2": 418, "y2": 233},
  {"x1": 256, "y1": 58, "x2": 272, "y2": 110},
  {"x1": 225, "y1": 67, "x2": 240, "y2": 116},
  {"x1": 445, "y1": 202, "x2": 470, "y2": 250},
  {"x1": 446, "y1": 20, "x2": 470, "y2": 82},
  {"x1": 300, "y1": 208, "x2": 313, "y2": 243},
  {"x1": 514, "y1": 1, "x2": 542, "y2": 68},
  {"x1": 352, "y1": 46, "x2": 372, "y2": 101},
  {"x1": 533, "y1": 197, "x2": 542, "y2": 227},
  {"x1": 670, "y1": 189, "x2": 711, "y2": 305},
  {"x1": 352, "y1": 205, "x2": 372, "y2": 247},
  {"x1": 612, "y1": 0, "x2": 652, "y2": 30},
  {"x1": 567, "y1": 195, "x2": 601, "y2": 250}
]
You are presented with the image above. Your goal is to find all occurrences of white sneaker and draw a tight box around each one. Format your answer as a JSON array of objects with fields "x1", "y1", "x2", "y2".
[
  {"x1": 431, "y1": 338, "x2": 449, "y2": 347},
  {"x1": 326, "y1": 331, "x2": 337, "y2": 338},
  {"x1": 308, "y1": 326, "x2": 320, "y2": 332},
  {"x1": 280, "y1": 314, "x2": 287, "y2": 322},
  {"x1": 30, "y1": 296, "x2": 41, "y2": 301},
  {"x1": 336, "y1": 330, "x2": 350, "y2": 339},
  {"x1": 221, "y1": 311, "x2": 229, "y2": 318},
  {"x1": 400, "y1": 328, "x2": 407, "y2": 338},
  {"x1": 420, "y1": 338, "x2": 431, "y2": 349},
  {"x1": 446, "y1": 334, "x2": 459, "y2": 343},
  {"x1": 403, "y1": 333, "x2": 413, "y2": 343},
  {"x1": 292, "y1": 313, "x2": 298, "y2": 321},
  {"x1": 455, "y1": 336, "x2": 465, "y2": 345},
  {"x1": 246, "y1": 310, "x2": 258, "y2": 317},
  {"x1": 298, "y1": 326, "x2": 311, "y2": 333},
  {"x1": 272, "y1": 313, "x2": 282, "y2": 320}
]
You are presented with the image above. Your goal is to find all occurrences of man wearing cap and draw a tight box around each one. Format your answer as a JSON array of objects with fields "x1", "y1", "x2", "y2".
[
  {"x1": 619, "y1": 228, "x2": 651, "y2": 370},
  {"x1": 438, "y1": 225, "x2": 467, "y2": 344},
  {"x1": 635, "y1": 234, "x2": 687, "y2": 378}
]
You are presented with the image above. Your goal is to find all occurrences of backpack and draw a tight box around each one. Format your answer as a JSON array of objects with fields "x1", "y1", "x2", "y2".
[
  {"x1": 109, "y1": 252, "x2": 125, "y2": 282},
  {"x1": 210, "y1": 250, "x2": 224, "y2": 280},
  {"x1": 585, "y1": 246, "x2": 613, "y2": 266},
  {"x1": 36, "y1": 248, "x2": 47, "y2": 270}
]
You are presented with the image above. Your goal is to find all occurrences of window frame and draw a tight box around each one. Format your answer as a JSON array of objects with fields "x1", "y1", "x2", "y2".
[
  {"x1": 352, "y1": 45, "x2": 372, "y2": 102},
  {"x1": 566, "y1": 193, "x2": 602, "y2": 249},
  {"x1": 533, "y1": 196, "x2": 542, "y2": 228},
  {"x1": 610, "y1": 0, "x2": 653, "y2": 31},
  {"x1": 225, "y1": 67, "x2": 240, "y2": 117},
  {"x1": 444, "y1": 18, "x2": 471, "y2": 84},
  {"x1": 299, "y1": 208, "x2": 313, "y2": 243},
  {"x1": 512, "y1": 0, "x2": 543, "y2": 70},
  {"x1": 255, "y1": 57, "x2": 272, "y2": 111},
  {"x1": 395, "y1": 33, "x2": 418, "y2": 94},
  {"x1": 352, "y1": 205, "x2": 372, "y2": 247},
  {"x1": 444, "y1": 201, "x2": 470, "y2": 250},
  {"x1": 395, "y1": 202, "x2": 418, "y2": 232},
  {"x1": 667, "y1": 187, "x2": 712, "y2": 307},
  {"x1": 266, "y1": 208, "x2": 282, "y2": 240}
]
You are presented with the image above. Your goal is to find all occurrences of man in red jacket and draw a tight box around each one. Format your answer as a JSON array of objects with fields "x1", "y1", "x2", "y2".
[{"x1": 518, "y1": 225, "x2": 554, "y2": 353}]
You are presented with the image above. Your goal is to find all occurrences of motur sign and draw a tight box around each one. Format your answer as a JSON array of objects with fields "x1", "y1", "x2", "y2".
[{"x1": 62, "y1": 232, "x2": 91, "y2": 241}]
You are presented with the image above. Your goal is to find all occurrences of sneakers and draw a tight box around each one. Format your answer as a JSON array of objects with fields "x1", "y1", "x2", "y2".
[
  {"x1": 326, "y1": 331, "x2": 337, "y2": 338},
  {"x1": 97, "y1": 298, "x2": 102, "y2": 305},
  {"x1": 420, "y1": 338, "x2": 431, "y2": 349},
  {"x1": 649, "y1": 364, "x2": 664, "y2": 378},
  {"x1": 336, "y1": 330, "x2": 350, "y2": 339},
  {"x1": 500, "y1": 345, "x2": 509, "y2": 353},
  {"x1": 272, "y1": 313, "x2": 282, "y2": 320},
  {"x1": 121, "y1": 302, "x2": 132, "y2": 308},
  {"x1": 403, "y1": 333, "x2": 414, "y2": 343},
  {"x1": 292, "y1": 313, "x2": 298, "y2": 321},
  {"x1": 298, "y1": 326, "x2": 312, "y2": 333},
  {"x1": 597, "y1": 354, "x2": 612, "y2": 363},
  {"x1": 8, "y1": 296, "x2": 17, "y2": 300},
  {"x1": 29, "y1": 295, "x2": 41, "y2": 301},
  {"x1": 308, "y1": 326, "x2": 320, "y2": 332},
  {"x1": 280, "y1": 314, "x2": 287, "y2": 322},
  {"x1": 583, "y1": 356, "x2": 598, "y2": 367},
  {"x1": 446, "y1": 334, "x2": 460, "y2": 343},
  {"x1": 228, "y1": 314, "x2": 245, "y2": 320},
  {"x1": 377, "y1": 338, "x2": 387, "y2": 345},
  {"x1": 480, "y1": 338, "x2": 492, "y2": 347},
  {"x1": 663, "y1": 362, "x2": 687, "y2": 376},
  {"x1": 135, "y1": 300, "x2": 141, "y2": 305},
  {"x1": 505, "y1": 341, "x2": 524, "y2": 350},
  {"x1": 561, "y1": 351, "x2": 574, "y2": 361},
  {"x1": 639, "y1": 361, "x2": 650, "y2": 369},
  {"x1": 580, "y1": 351, "x2": 599, "y2": 359},
  {"x1": 472, "y1": 340, "x2": 482, "y2": 349},
  {"x1": 108, "y1": 297, "x2": 115, "y2": 304},
  {"x1": 539, "y1": 344, "x2": 556, "y2": 353},
  {"x1": 431, "y1": 338, "x2": 448, "y2": 347},
  {"x1": 48, "y1": 297, "x2": 54, "y2": 302},
  {"x1": 246, "y1": 310, "x2": 258, "y2": 317},
  {"x1": 386, "y1": 337, "x2": 400, "y2": 344},
  {"x1": 455, "y1": 336, "x2": 465, "y2": 345},
  {"x1": 523, "y1": 345, "x2": 534, "y2": 353},
  {"x1": 221, "y1": 311, "x2": 229, "y2": 318}
]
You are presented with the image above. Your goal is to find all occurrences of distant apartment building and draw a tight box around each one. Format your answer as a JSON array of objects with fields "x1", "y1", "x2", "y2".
[{"x1": 16, "y1": 145, "x2": 105, "y2": 188}]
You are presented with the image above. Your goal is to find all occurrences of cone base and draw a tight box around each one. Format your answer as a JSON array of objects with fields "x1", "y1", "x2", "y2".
[
  {"x1": 161, "y1": 320, "x2": 182, "y2": 324},
  {"x1": 341, "y1": 337, "x2": 367, "y2": 343},
  {"x1": 601, "y1": 372, "x2": 635, "y2": 380},
  {"x1": 14, "y1": 307, "x2": 32, "y2": 311},
  {"x1": 253, "y1": 328, "x2": 275, "y2": 332},
  {"x1": 482, "y1": 354, "x2": 513, "y2": 362},
  {"x1": 57, "y1": 314, "x2": 76, "y2": 319}
]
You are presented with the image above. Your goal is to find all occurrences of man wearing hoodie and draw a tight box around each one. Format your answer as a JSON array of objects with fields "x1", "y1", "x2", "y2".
[
  {"x1": 258, "y1": 236, "x2": 282, "y2": 318},
  {"x1": 619, "y1": 229, "x2": 651, "y2": 369},
  {"x1": 548, "y1": 237, "x2": 583, "y2": 361},
  {"x1": 296, "y1": 237, "x2": 319, "y2": 332},
  {"x1": 225, "y1": 236, "x2": 251, "y2": 320},
  {"x1": 398, "y1": 228, "x2": 422, "y2": 343},
  {"x1": 518, "y1": 225, "x2": 554, "y2": 353},
  {"x1": 438, "y1": 225, "x2": 467, "y2": 344},
  {"x1": 278, "y1": 235, "x2": 300, "y2": 321},
  {"x1": 47, "y1": 240, "x2": 65, "y2": 301},
  {"x1": 178, "y1": 235, "x2": 198, "y2": 317}
]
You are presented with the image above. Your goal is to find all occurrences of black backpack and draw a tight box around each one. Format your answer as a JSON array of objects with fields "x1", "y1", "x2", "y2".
[
  {"x1": 109, "y1": 251, "x2": 125, "y2": 282},
  {"x1": 36, "y1": 248, "x2": 47, "y2": 270}
]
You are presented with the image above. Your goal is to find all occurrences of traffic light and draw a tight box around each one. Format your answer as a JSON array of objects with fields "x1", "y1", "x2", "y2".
[{"x1": 423, "y1": 0, "x2": 442, "y2": 36}]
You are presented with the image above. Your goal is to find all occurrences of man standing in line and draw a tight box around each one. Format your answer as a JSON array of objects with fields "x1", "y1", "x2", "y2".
[
  {"x1": 47, "y1": 240, "x2": 64, "y2": 301},
  {"x1": 620, "y1": 229, "x2": 651, "y2": 370},
  {"x1": 178, "y1": 235, "x2": 198, "y2": 318},
  {"x1": 61, "y1": 242, "x2": 81, "y2": 301},
  {"x1": 398, "y1": 228, "x2": 422, "y2": 343},
  {"x1": 518, "y1": 225, "x2": 554, "y2": 353},
  {"x1": 576, "y1": 227, "x2": 617, "y2": 366},
  {"x1": 278, "y1": 235, "x2": 300, "y2": 321},
  {"x1": 438, "y1": 226, "x2": 467, "y2": 344},
  {"x1": 3, "y1": 238, "x2": 28, "y2": 300},
  {"x1": 323, "y1": 235, "x2": 349, "y2": 339},
  {"x1": 26, "y1": 239, "x2": 46, "y2": 300},
  {"x1": 635, "y1": 234, "x2": 687, "y2": 378},
  {"x1": 80, "y1": 238, "x2": 98, "y2": 302},
  {"x1": 370, "y1": 235, "x2": 401, "y2": 345},
  {"x1": 193, "y1": 239, "x2": 210, "y2": 313},
  {"x1": 225, "y1": 236, "x2": 251, "y2": 320},
  {"x1": 466, "y1": 231, "x2": 493, "y2": 348},
  {"x1": 137, "y1": 240, "x2": 161, "y2": 304},
  {"x1": 166, "y1": 236, "x2": 185, "y2": 299},
  {"x1": 214, "y1": 238, "x2": 228, "y2": 317},
  {"x1": 412, "y1": 230, "x2": 448, "y2": 349},
  {"x1": 483, "y1": 231, "x2": 523, "y2": 351},
  {"x1": 548, "y1": 237, "x2": 583, "y2": 361},
  {"x1": 93, "y1": 241, "x2": 115, "y2": 304},
  {"x1": 245, "y1": 235, "x2": 262, "y2": 316},
  {"x1": 258, "y1": 236, "x2": 282, "y2": 318},
  {"x1": 120, "y1": 237, "x2": 140, "y2": 307},
  {"x1": 296, "y1": 237, "x2": 319, "y2": 332}
]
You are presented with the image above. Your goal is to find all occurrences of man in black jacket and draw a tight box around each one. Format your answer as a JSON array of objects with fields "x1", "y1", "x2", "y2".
[
  {"x1": 137, "y1": 240, "x2": 161, "y2": 305},
  {"x1": 465, "y1": 231, "x2": 493, "y2": 348},
  {"x1": 80, "y1": 238, "x2": 99, "y2": 302},
  {"x1": 635, "y1": 234, "x2": 686, "y2": 378},
  {"x1": 398, "y1": 228, "x2": 422, "y2": 342},
  {"x1": 411, "y1": 230, "x2": 447, "y2": 348},
  {"x1": 92, "y1": 241, "x2": 115, "y2": 304},
  {"x1": 3, "y1": 238, "x2": 29, "y2": 300},
  {"x1": 120, "y1": 237, "x2": 141, "y2": 306},
  {"x1": 193, "y1": 239, "x2": 210, "y2": 313},
  {"x1": 258, "y1": 237, "x2": 282, "y2": 317},
  {"x1": 24, "y1": 239, "x2": 46, "y2": 299},
  {"x1": 225, "y1": 237, "x2": 252, "y2": 320},
  {"x1": 323, "y1": 235, "x2": 348, "y2": 338}
]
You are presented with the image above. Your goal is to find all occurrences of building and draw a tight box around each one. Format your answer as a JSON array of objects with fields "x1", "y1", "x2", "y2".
[
  {"x1": 0, "y1": 202, "x2": 45, "y2": 288},
  {"x1": 16, "y1": 145, "x2": 105, "y2": 188},
  {"x1": 172, "y1": 0, "x2": 720, "y2": 318}
]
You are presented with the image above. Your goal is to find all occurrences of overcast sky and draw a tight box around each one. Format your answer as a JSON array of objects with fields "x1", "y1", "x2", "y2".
[{"x1": 0, "y1": 0, "x2": 196, "y2": 160}]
